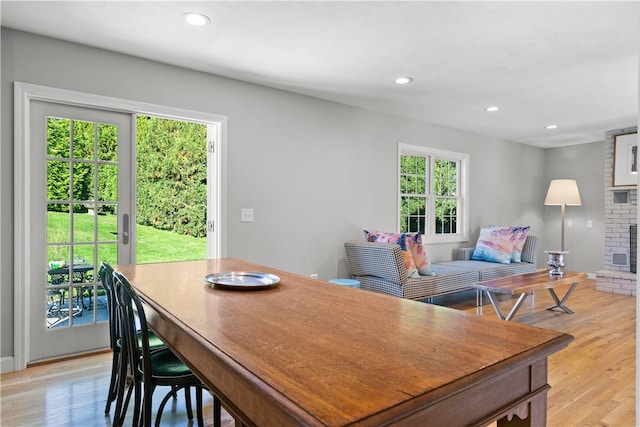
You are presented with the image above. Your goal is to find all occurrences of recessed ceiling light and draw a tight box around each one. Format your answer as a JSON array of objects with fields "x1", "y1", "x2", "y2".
[
  {"x1": 394, "y1": 76, "x2": 413, "y2": 85},
  {"x1": 485, "y1": 106, "x2": 499, "y2": 112},
  {"x1": 546, "y1": 124, "x2": 559, "y2": 130},
  {"x1": 183, "y1": 12, "x2": 211, "y2": 26}
]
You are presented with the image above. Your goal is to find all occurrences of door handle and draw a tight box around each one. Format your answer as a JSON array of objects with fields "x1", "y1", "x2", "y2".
[{"x1": 110, "y1": 213, "x2": 130, "y2": 244}]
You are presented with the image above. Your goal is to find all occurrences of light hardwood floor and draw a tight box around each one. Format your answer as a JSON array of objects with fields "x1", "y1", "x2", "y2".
[{"x1": 1, "y1": 279, "x2": 635, "y2": 426}]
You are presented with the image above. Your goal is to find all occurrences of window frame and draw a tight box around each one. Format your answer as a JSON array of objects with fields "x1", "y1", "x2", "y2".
[{"x1": 397, "y1": 143, "x2": 469, "y2": 244}]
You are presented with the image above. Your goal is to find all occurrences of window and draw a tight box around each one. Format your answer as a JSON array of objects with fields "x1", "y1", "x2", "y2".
[{"x1": 398, "y1": 143, "x2": 469, "y2": 244}]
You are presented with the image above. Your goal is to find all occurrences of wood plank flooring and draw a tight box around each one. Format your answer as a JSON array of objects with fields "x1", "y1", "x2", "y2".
[
  {"x1": 438, "y1": 279, "x2": 636, "y2": 427},
  {"x1": 1, "y1": 279, "x2": 635, "y2": 426}
]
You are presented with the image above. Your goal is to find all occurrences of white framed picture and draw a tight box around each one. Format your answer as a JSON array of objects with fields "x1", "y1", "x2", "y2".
[{"x1": 613, "y1": 132, "x2": 638, "y2": 186}]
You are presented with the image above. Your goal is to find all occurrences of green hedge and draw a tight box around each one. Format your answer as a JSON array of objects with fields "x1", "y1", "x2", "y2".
[{"x1": 136, "y1": 117, "x2": 207, "y2": 238}]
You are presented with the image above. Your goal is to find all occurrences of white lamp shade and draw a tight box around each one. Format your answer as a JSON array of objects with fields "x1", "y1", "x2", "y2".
[{"x1": 544, "y1": 179, "x2": 582, "y2": 206}]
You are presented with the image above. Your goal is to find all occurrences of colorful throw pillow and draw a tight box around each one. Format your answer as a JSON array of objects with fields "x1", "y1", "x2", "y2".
[
  {"x1": 404, "y1": 233, "x2": 437, "y2": 276},
  {"x1": 489, "y1": 225, "x2": 531, "y2": 263},
  {"x1": 364, "y1": 230, "x2": 420, "y2": 278},
  {"x1": 471, "y1": 227, "x2": 515, "y2": 264}
]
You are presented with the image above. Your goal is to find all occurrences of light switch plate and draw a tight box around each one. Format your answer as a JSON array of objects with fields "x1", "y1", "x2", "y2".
[{"x1": 241, "y1": 208, "x2": 254, "y2": 222}]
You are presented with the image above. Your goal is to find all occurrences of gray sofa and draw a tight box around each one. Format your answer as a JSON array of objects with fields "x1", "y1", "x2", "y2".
[{"x1": 344, "y1": 235, "x2": 538, "y2": 301}]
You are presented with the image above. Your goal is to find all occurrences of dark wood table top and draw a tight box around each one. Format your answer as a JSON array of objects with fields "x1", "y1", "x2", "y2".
[
  {"x1": 116, "y1": 258, "x2": 574, "y2": 426},
  {"x1": 474, "y1": 269, "x2": 588, "y2": 295}
]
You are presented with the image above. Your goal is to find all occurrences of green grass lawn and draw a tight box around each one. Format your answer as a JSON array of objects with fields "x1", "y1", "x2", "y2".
[{"x1": 47, "y1": 211, "x2": 206, "y2": 265}]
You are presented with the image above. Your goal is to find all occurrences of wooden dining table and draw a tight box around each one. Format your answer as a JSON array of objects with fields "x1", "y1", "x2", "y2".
[{"x1": 115, "y1": 258, "x2": 574, "y2": 427}]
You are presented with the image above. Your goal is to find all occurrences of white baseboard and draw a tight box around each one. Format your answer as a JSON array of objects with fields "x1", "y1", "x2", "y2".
[
  {"x1": 587, "y1": 272, "x2": 597, "y2": 279},
  {"x1": 1, "y1": 356, "x2": 15, "y2": 374}
]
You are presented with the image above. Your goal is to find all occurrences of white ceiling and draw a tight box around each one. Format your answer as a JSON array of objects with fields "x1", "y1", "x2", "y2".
[{"x1": 2, "y1": 1, "x2": 639, "y2": 148}]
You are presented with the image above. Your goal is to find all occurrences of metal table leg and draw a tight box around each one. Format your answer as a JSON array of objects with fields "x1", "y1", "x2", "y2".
[
  {"x1": 546, "y1": 283, "x2": 578, "y2": 314},
  {"x1": 485, "y1": 291, "x2": 530, "y2": 321},
  {"x1": 476, "y1": 288, "x2": 484, "y2": 316}
]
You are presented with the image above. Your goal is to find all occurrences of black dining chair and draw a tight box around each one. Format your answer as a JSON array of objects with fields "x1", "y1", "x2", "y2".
[
  {"x1": 113, "y1": 270, "x2": 215, "y2": 427},
  {"x1": 99, "y1": 262, "x2": 168, "y2": 426}
]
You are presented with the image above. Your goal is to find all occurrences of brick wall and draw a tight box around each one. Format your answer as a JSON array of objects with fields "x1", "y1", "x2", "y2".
[{"x1": 597, "y1": 127, "x2": 638, "y2": 295}]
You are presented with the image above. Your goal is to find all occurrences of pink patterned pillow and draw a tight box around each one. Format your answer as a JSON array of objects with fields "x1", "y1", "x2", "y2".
[
  {"x1": 509, "y1": 226, "x2": 530, "y2": 263},
  {"x1": 489, "y1": 225, "x2": 531, "y2": 262},
  {"x1": 404, "y1": 233, "x2": 436, "y2": 276},
  {"x1": 364, "y1": 230, "x2": 420, "y2": 278}
]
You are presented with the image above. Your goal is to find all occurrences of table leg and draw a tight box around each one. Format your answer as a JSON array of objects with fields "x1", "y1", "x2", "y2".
[
  {"x1": 546, "y1": 283, "x2": 578, "y2": 314},
  {"x1": 476, "y1": 288, "x2": 484, "y2": 316},
  {"x1": 486, "y1": 291, "x2": 529, "y2": 321}
]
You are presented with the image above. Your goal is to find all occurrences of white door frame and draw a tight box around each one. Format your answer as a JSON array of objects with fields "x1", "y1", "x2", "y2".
[{"x1": 13, "y1": 82, "x2": 227, "y2": 371}]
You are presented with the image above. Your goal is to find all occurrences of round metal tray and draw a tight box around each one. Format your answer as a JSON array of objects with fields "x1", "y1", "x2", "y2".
[{"x1": 204, "y1": 271, "x2": 280, "y2": 290}]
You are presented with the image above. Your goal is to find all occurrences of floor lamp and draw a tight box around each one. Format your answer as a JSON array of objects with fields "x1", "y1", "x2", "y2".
[{"x1": 544, "y1": 179, "x2": 582, "y2": 275}]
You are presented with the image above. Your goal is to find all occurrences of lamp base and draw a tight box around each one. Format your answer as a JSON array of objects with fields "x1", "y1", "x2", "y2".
[{"x1": 545, "y1": 250, "x2": 568, "y2": 276}]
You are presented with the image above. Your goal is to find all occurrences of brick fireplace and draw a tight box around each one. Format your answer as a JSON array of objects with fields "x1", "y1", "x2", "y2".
[{"x1": 595, "y1": 127, "x2": 638, "y2": 296}]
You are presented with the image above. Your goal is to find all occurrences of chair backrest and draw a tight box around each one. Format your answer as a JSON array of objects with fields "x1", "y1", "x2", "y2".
[
  {"x1": 99, "y1": 261, "x2": 118, "y2": 351},
  {"x1": 344, "y1": 240, "x2": 407, "y2": 285},
  {"x1": 113, "y1": 271, "x2": 152, "y2": 382}
]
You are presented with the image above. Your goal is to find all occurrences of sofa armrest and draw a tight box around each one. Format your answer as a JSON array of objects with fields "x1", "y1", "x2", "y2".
[
  {"x1": 344, "y1": 241, "x2": 407, "y2": 285},
  {"x1": 521, "y1": 235, "x2": 538, "y2": 264}
]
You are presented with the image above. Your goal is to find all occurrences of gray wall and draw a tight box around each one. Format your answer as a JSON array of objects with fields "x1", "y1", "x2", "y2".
[
  {"x1": 543, "y1": 142, "x2": 606, "y2": 272},
  {"x1": 1, "y1": 28, "x2": 605, "y2": 363}
]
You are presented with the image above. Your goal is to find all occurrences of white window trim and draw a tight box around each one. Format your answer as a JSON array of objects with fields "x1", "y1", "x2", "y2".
[
  {"x1": 397, "y1": 143, "x2": 469, "y2": 244},
  {"x1": 12, "y1": 82, "x2": 227, "y2": 372}
]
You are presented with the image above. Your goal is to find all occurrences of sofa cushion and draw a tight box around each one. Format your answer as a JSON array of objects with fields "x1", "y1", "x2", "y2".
[
  {"x1": 437, "y1": 259, "x2": 536, "y2": 282},
  {"x1": 471, "y1": 227, "x2": 515, "y2": 264},
  {"x1": 401, "y1": 263, "x2": 478, "y2": 300},
  {"x1": 364, "y1": 230, "x2": 419, "y2": 278}
]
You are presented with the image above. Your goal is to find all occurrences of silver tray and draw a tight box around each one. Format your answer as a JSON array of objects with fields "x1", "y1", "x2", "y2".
[{"x1": 204, "y1": 271, "x2": 280, "y2": 290}]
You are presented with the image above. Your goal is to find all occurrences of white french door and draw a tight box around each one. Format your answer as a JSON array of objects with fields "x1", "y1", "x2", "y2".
[
  {"x1": 14, "y1": 82, "x2": 225, "y2": 370},
  {"x1": 28, "y1": 101, "x2": 133, "y2": 361}
]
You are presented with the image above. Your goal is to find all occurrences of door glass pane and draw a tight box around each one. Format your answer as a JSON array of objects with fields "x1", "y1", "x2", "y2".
[
  {"x1": 47, "y1": 160, "x2": 70, "y2": 201},
  {"x1": 97, "y1": 243, "x2": 118, "y2": 268},
  {"x1": 73, "y1": 208, "x2": 95, "y2": 243},
  {"x1": 74, "y1": 245, "x2": 95, "y2": 269},
  {"x1": 47, "y1": 245, "x2": 70, "y2": 276},
  {"x1": 97, "y1": 205, "x2": 118, "y2": 241},
  {"x1": 47, "y1": 117, "x2": 70, "y2": 158},
  {"x1": 98, "y1": 164, "x2": 118, "y2": 202},
  {"x1": 98, "y1": 123, "x2": 118, "y2": 161},
  {"x1": 72, "y1": 120, "x2": 94, "y2": 160},
  {"x1": 47, "y1": 205, "x2": 70, "y2": 244},
  {"x1": 72, "y1": 163, "x2": 94, "y2": 202}
]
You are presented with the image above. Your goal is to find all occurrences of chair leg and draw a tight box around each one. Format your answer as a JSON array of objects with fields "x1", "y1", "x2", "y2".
[
  {"x1": 213, "y1": 395, "x2": 221, "y2": 427},
  {"x1": 196, "y1": 386, "x2": 204, "y2": 427},
  {"x1": 141, "y1": 383, "x2": 154, "y2": 427},
  {"x1": 184, "y1": 386, "x2": 194, "y2": 420},
  {"x1": 104, "y1": 350, "x2": 119, "y2": 414},
  {"x1": 112, "y1": 350, "x2": 130, "y2": 427}
]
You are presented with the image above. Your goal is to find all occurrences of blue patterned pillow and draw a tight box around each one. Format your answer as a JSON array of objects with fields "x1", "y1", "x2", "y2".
[{"x1": 471, "y1": 227, "x2": 515, "y2": 264}]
